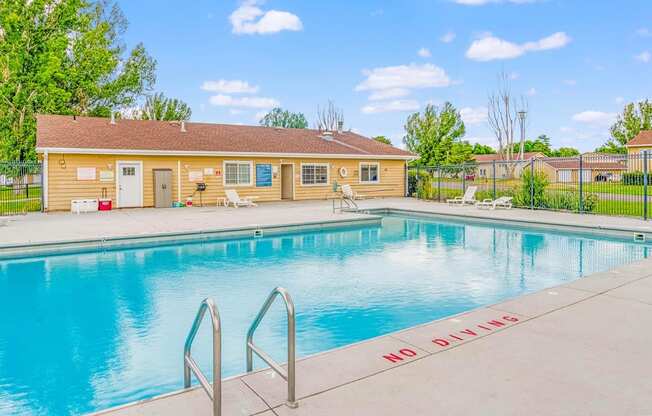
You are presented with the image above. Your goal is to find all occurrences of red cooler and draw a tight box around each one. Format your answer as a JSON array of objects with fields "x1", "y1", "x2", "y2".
[{"x1": 99, "y1": 198, "x2": 112, "y2": 211}]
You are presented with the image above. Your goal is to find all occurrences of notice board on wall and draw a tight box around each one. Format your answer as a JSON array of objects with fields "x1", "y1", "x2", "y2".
[{"x1": 256, "y1": 164, "x2": 272, "y2": 187}]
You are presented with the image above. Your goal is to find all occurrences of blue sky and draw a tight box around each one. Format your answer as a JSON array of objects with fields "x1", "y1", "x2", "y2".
[{"x1": 120, "y1": 0, "x2": 652, "y2": 151}]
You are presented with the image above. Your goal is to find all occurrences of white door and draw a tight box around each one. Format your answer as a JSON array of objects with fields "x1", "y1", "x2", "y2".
[
  {"x1": 558, "y1": 170, "x2": 571, "y2": 183},
  {"x1": 117, "y1": 162, "x2": 142, "y2": 208}
]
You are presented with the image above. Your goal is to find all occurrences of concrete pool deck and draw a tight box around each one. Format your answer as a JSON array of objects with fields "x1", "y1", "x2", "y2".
[
  {"x1": 3, "y1": 198, "x2": 652, "y2": 415},
  {"x1": 1, "y1": 198, "x2": 652, "y2": 250},
  {"x1": 93, "y1": 257, "x2": 652, "y2": 416}
]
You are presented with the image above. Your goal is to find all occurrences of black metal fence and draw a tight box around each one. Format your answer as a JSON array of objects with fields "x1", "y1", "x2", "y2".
[
  {"x1": 408, "y1": 152, "x2": 651, "y2": 220},
  {"x1": 0, "y1": 162, "x2": 43, "y2": 216}
]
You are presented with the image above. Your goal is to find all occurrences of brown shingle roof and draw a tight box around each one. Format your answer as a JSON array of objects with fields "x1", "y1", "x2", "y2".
[
  {"x1": 626, "y1": 130, "x2": 652, "y2": 147},
  {"x1": 36, "y1": 115, "x2": 414, "y2": 159},
  {"x1": 473, "y1": 152, "x2": 545, "y2": 162}
]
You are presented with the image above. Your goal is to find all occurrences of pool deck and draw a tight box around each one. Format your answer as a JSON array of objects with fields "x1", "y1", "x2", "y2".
[
  {"x1": 1, "y1": 198, "x2": 652, "y2": 249},
  {"x1": 3, "y1": 198, "x2": 652, "y2": 415}
]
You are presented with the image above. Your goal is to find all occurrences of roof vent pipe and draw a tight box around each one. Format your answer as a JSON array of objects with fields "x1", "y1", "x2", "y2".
[
  {"x1": 337, "y1": 121, "x2": 343, "y2": 134},
  {"x1": 110, "y1": 111, "x2": 116, "y2": 125},
  {"x1": 181, "y1": 120, "x2": 186, "y2": 132}
]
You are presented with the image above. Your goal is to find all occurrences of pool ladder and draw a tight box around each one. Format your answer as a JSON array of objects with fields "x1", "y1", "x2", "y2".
[{"x1": 182, "y1": 287, "x2": 297, "y2": 416}]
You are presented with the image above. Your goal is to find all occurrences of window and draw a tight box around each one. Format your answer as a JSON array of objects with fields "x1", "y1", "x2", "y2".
[
  {"x1": 224, "y1": 161, "x2": 252, "y2": 186},
  {"x1": 301, "y1": 163, "x2": 329, "y2": 185},
  {"x1": 122, "y1": 167, "x2": 135, "y2": 176},
  {"x1": 359, "y1": 162, "x2": 380, "y2": 183}
]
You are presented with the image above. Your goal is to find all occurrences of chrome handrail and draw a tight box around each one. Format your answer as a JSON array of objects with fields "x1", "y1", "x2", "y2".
[
  {"x1": 246, "y1": 287, "x2": 298, "y2": 408},
  {"x1": 184, "y1": 298, "x2": 221, "y2": 416}
]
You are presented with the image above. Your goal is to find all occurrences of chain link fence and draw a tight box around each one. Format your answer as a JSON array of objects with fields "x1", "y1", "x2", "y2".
[
  {"x1": 408, "y1": 152, "x2": 651, "y2": 220},
  {"x1": 0, "y1": 162, "x2": 43, "y2": 216}
]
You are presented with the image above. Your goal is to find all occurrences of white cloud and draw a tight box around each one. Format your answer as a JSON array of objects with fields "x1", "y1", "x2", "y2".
[
  {"x1": 635, "y1": 51, "x2": 651, "y2": 63},
  {"x1": 563, "y1": 79, "x2": 577, "y2": 86},
  {"x1": 526, "y1": 87, "x2": 537, "y2": 96},
  {"x1": 460, "y1": 107, "x2": 487, "y2": 124},
  {"x1": 572, "y1": 111, "x2": 616, "y2": 126},
  {"x1": 615, "y1": 97, "x2": 625, "y2": 104},
  {"x1": 466, "y1": 32, "x2": 571, "y2": 61},
  {"x1": 209, "y1": 94, "x2": 279, "y2": 109},
  {"x1": 254, "y1": 111, "x2": 268, "y2": 121},
  {"x1": 356, "y1": 63, "x2": 451, "y2": 93},
  {"x1": 466, "y1": 136, "x2": 498, "y2": 147},
  {"x1": 230, "y1": 0, "x2": 302, "y2": 35},
  {"x1": 637, "y1": 28, "x2": 651, "y2": 37},
  {"x1": 508, "y1": 71, "x2": 520, "y2": 80},
  {"x1": 368, "y1": 88, "x2": 411, "y2": 101},
  {"x1": 361, "y1": 100, "x2": 420, "y2": 114},
  {"x1": 440, "y1": 31, "x2": 456, "y2": 43},
  {"x1": 417, "y1": 47, "x2": 432, "y2": 58},
  {"x1": 201, "y1": 79, "x2": 259, "y2": 94}
]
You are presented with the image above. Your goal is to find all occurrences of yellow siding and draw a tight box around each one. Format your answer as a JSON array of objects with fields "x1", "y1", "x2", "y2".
[
  {"x1": 627, "y1": 147, "x2": 652, "y2": 171},
  {"x1": 45, "y1": 153, "x2": 406, "y2": 211}
]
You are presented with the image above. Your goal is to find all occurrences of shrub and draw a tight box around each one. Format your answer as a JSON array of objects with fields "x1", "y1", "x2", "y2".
[
  {"x1": 408, "y1": 170, "x2": 430, "y2": 196},
  {"x1": 622, "y1": 171, "x2": 645, "y2": 185},
  {"x1": 514, "y1": 170, "x2": 548, "y2": 208},
  {"x1": 543, "y1": 191, "x2": 598, "y2": 212},
  {"x1": 416, "y1": 173, "x2": 435, "y2": 199}
]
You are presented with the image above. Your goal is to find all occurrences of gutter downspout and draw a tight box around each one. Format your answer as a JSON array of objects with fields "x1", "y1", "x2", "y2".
[
  {"x1": 177, "y1": 160, "x2": 182, "y2": 203},
  {"x1": 43, "y1": 151, "x2": 49, "y2": 211}
]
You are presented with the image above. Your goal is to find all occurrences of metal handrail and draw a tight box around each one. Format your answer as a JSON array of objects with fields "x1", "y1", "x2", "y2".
[
  {"x1": 246, "y1": 287, "x2": 298, "y2": 408},
  {"x1": 332, "y1": 195, "x2": 359, "y2": 213},
  {"x1": 184, "y1": 298, "x2": 221, "y2": 416}
]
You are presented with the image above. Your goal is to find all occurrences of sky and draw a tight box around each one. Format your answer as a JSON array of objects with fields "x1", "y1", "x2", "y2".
[{"x1": 119, "y1": 0, "x2": 652, "y2": 152}]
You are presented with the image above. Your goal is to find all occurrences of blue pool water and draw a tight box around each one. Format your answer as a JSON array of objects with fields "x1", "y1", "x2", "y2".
[{"x1": 0, "y1": 214, "x2": 650, "y2": 415}]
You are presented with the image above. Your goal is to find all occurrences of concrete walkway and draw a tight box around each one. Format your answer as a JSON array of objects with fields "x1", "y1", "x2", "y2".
[
  {"x1": 94, "y1": 258, "x2": 652, "y2": 416},
  {"x1": 1, "y1": 198, "x2": 651, "y2": 249}
]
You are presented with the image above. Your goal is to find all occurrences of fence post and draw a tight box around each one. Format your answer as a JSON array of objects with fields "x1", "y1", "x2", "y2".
[
  {"x1": 530, "y1": 158, "x2": 535, "y2": 210},
  {"x1": 579, "y1": 154, "x2": 584, "y2": 213},
  {"x1": 437, "y1": 166, "x2": 442, "y2": 202},
  {"x1": 644, "y1": 151, "x2": 649, "y2": 221},
  {"x1": 492, "y1": 160, "x2": 496, "y2": 200},
  {"x1": 462, "y1": 166, "x2": 466, "y2": 194}
]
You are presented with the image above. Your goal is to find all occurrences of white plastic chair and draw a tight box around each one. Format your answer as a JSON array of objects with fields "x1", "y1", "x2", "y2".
[
  {"x1": 446, "y1": 186, "x2": 477, "y2": 205},
  {"x1": 224, "y1": 189, "x2": 258, "y2": 208},
  {"x1": 477, "y1": 196, "x2": 513, "y2": 210}
]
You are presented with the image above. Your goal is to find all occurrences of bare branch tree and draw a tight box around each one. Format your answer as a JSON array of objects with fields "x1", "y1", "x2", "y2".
[
  {"x1": 315, "y1": 100, "x2": 344, "y2": 131},
  {"x1": 487, "y1": 72, "x2": 528, "y2": 164}
]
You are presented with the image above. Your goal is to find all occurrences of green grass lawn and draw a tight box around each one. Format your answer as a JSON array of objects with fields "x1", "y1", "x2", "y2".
[{"x1": 0, "y1": 185, "x2": 42, "y2": 215}]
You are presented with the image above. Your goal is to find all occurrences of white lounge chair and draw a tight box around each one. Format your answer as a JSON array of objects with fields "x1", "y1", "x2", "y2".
[
  {"x1": 224, "y1": 189, "x2": 258, "y2": 208},
  {"x1": 477, "y1": 196, "x2": 513, "y2": 210},
  {"x1": 446, "y1": 186, "x2": 477, "y2": 205},
  {"x1": 341, "y1": 184, "x2": 367, "y2": 200}
]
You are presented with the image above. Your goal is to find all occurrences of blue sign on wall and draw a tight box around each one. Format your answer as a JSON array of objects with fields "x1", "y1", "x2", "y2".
[{"x1": 256, "y1": 164, "x2": 272, "y2": 187}]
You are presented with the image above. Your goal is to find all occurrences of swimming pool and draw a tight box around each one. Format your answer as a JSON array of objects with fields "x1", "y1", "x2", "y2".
[{"x1": 0, "y1": 213, "x2": 649, "y2": 415}]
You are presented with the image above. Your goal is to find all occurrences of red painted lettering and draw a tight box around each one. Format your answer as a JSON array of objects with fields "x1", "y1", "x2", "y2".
[
  {"x1": 399, "y1": 349, "x2": 417, "y2": 357},
  {"x1": 487, "y1": 320, "x2": 506, "y2": 327},
  {"x1": 460, "y1": 329, "x2": 477, "y2": 336},
  {"x1": 477, "y1": 325, "x2": 492, "y2": 331},
  {"x1": 502, "y1": 315, "x2": 519, "y2": 322},
  {"x1": 382, "y1": 353, "x2": 404, "y2": 363},
  {"x1": 449, "y1": 334, "x2": 464, "y2": 341},
  {"x1": 432, "y1": 338, "x2": 450, "y2": 347}
]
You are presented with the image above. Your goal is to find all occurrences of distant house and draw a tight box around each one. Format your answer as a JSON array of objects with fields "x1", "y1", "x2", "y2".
[
  {"x1": 472, "y1": 152, "x2": 546, "y2": 179},
  {"x1": 531, "y1": 158, "x2": 626, "y2": 183},
  {"x1": 625, "y1": 131, "x2": 652, "y2": 171}
]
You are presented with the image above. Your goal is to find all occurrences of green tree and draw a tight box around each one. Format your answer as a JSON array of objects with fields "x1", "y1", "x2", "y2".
[
  {"x1": 471, "y1": 143, "x2": 496, "y2": 155},
  {"x1": 259, "y1": 107, "x2": 308, "y2": 129},
  {"x1": 597, "y1": 100, "x2": 652, "y2": 154},
  {"x1": 373, "y1": 135, "x2": 392, "y2": 145},
  {"x1": 0, "y1": 0, "x2": 156, "y2": 161},
  {"x1": 550, "y1": 147, "x2": 580, "y2": 157},
  {"x1": 512, "y1": 135, "x2": 552, "y2": 155},
  {"x1": 139, "y1": 93, "x2": 191, "y2": 121},
  {"x1": 403, "y1": 102, "x2": 467, "y2": 166}
]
